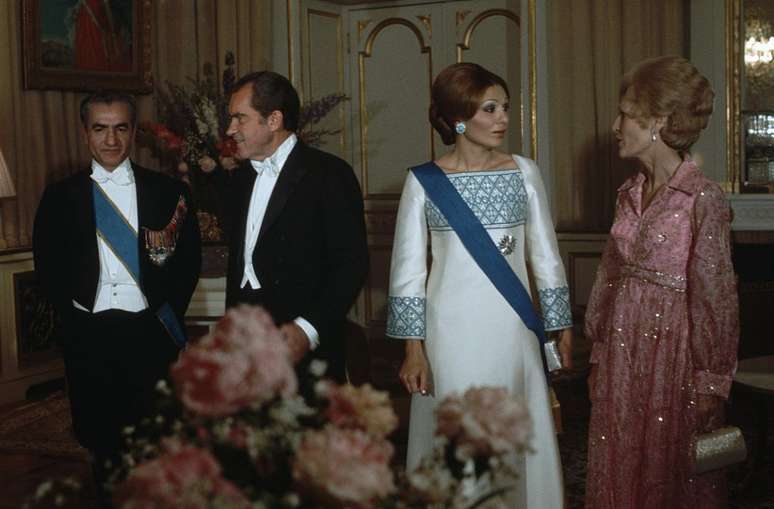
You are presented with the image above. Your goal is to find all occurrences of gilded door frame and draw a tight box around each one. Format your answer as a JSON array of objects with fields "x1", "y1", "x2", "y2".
[{"x1": 726, "y1": 0, "x2": 741, "y2": 192}]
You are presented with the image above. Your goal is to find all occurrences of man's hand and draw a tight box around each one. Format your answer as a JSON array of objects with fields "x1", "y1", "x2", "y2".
[{"x1": 280, "y1": 322, "x2": 310, "y2": 364}]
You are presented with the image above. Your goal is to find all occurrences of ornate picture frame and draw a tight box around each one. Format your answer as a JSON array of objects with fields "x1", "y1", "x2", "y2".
[{"x1": 21, "y1": 0, "x2": 152, "y2": 93}]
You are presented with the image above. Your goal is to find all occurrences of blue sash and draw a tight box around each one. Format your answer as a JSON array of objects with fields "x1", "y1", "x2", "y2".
[
  {"x1": 410, "y1": 162, "x2": 549, "y2": 374},
  {"x1": 92, "y1": 182, "x2": 187, "y2": 348}
]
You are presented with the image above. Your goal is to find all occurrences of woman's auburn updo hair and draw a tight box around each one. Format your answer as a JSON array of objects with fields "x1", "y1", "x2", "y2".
[
  {"x1": 429, "y1": 63, "x2": 510, "y2": 145},
  {"x1": 620, "y1": 55, "x2": 714, "y2": 152}
]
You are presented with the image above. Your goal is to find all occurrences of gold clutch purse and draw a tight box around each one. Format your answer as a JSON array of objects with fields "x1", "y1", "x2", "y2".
[{"x1": 694, "y1": 426, "x2": 747, "y2": 474}]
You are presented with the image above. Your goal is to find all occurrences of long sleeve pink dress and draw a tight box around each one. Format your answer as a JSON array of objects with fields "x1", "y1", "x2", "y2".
[{"x1": 584, "y1": 160, "x2": 739, "y2": 508}]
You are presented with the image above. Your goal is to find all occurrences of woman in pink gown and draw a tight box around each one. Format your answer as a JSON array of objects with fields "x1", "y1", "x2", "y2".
[{"x1": 584, "y1": 56, "x2": 739, "y2": 508}]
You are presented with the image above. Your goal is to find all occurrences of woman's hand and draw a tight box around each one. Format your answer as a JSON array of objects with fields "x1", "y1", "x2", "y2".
[
  {"x1": 558, "y1": 327, "x2": 574, "y2": 370},
  {"x1": 399, "y1": 340, "x2": 430, "y2": 395},
  {"x1": 696, "y1": 393, "x2": 723, "y2": 431}
]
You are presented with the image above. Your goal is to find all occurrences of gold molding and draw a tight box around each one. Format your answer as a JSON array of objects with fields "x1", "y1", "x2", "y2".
[
  {"x1": 359, "y1": 18, "x2": 434, "y2": 200},
  {"x1": 455, "y1": 6, "x2": 534, "y2": 158},
  {"x1": 456, "y1": 10, "x2": 472, "y2": 27},
  {"x1": 529, "y1": 0, "x2": 537, "y2": 160},
  {"x1": 286, "y1": 0, "x2": 295, "y2": 85},
  {"x1": 726, "y1": 0, "x2": 741, "y2": 193},
  {"x1": 456, "y1": 8, "x2": 520, "y2": 62},
  {"x1": 306, "y1": 9, "x2": 346, "y2": 155},
  {"x1": 358, "y1": 20, "x2": 372, "y2": 41},
  {"x1": 361, "y1": 18, "x2": 429, "y2": 57},
  {"x1": 416, "y1": 15, "x2": 432, "y2": 38}
]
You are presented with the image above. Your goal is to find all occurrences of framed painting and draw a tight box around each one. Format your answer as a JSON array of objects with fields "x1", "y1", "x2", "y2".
[{"x1": 21, "y1": 0, "x2": 152, "y2": 93}]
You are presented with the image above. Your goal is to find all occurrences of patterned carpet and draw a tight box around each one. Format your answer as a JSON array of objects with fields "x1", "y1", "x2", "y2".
[
  {"x1": 0, "y1": 391, "x2": 88, "y2": 460},
  {"x1": 553, "y1": 374, "x2": 774, "y2": 509}
]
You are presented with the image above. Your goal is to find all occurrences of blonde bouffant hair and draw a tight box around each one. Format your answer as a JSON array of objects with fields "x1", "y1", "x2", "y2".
[{"x1": 620, "y1": 55, "x2": 714, "y2": 152}]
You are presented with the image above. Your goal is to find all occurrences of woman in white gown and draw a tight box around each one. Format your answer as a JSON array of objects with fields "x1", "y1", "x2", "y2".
[{"x1": 386, "y1": 63, "x2": 573, "y2": 508}]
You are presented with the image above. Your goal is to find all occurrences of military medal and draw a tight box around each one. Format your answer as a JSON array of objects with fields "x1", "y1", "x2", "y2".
[{"x1": 144, "y1": 195, "x2": 187, "y2": 266}]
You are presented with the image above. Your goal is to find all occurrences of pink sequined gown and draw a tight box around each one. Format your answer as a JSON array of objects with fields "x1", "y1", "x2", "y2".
[{"x1": 584, "y1": 161, "x2": 739, "y2": 509}]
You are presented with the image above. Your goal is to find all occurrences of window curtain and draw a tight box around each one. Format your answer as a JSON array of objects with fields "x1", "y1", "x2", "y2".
[
  {"x1": 548, "y1": 0, "x2": 686, "y2": 232},
  {"x1": 0, "y1": 0, "x2": 271, "y2": 250}
]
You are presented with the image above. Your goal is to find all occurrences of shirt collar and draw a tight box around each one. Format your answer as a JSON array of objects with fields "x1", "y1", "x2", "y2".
[
  {"x1": 249, "y1": 134, "x2": 297, "y2": 177},
  {"x1": 664, "y1": 158, "x2": 699, "y2": 195},
  {"x1": 90, "y1": 159, "x2": 134, "y2": 186},
  {"x1": 616, "y1": 158, "x2": 698, "y2": 195}
]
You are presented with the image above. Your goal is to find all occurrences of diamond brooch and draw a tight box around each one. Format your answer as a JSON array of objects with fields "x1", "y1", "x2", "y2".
[{"x1": 498, "y1": 234, "x2": 516, "y2": 255}]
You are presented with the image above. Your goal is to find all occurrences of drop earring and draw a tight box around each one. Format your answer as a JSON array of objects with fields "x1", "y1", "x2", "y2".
[
  {"x1": 454, "y1": 121, "x2": 466, "y2": 135},
  {"x1": 651, "y1": 129, "x2": 657, "y2": 142}
]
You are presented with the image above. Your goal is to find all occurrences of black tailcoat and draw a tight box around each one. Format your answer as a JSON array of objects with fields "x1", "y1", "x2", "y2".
[
  {"x1": 225, "y1": 141, "x2": 368, "y2": 382},
  {"x1": 32, "y1": 163, "x2": 201, "y2": 453}
]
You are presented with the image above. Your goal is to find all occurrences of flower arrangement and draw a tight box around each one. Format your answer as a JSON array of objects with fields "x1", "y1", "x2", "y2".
[
  {"x1": 25, "y1": 305, "x2": 531, "y2": 509},
  {"x1": 138, "y1": 52, "x2": 348, "y2": 243}
]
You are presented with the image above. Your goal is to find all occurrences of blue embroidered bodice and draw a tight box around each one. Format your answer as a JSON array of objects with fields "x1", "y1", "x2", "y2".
[{"x1": 425, "y1": 170, "x2": 527, "y2": 230}]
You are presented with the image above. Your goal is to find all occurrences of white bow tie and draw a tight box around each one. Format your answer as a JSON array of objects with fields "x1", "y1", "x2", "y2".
[
  {"x1": 92, "y1": 167, "x2": 133, "y2": 186},
  {"x1": 252, "y1": 158, "x2": 279, "y2": 177}
]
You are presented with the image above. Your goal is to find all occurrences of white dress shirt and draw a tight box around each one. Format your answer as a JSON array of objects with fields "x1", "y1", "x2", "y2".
[
  {"x1": 241, "y1": 134, "x2": 319, "y2": 348},
  {"x1": 80, "y1": 158, "x2": 148, "y2": 313}
]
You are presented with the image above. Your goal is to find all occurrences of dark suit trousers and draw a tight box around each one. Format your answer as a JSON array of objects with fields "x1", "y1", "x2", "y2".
[{"x1": 64, "y1": 308, "x2": 179, "y2": 461}]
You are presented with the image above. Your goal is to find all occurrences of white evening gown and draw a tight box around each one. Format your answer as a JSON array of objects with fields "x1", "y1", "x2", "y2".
[{"x1": 386, "y1": 155, "x2": 570, "y2": 509}]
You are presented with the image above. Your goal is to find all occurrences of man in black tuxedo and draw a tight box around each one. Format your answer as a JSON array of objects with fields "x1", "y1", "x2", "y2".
[
  {"x1": 224, "y1": 71, "x2": 367, "y2": 383},
  {"x1": 32, "y1": 92, "x2": 201, "y2": 492}
]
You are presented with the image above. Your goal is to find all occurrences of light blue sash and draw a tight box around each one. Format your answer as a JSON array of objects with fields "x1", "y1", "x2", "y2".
[
  {"x1": 92, "y1": 182, "x2": 187, "y2": 348},
  {"x1": 410, "y1": 162, "x2": 548, "y2": 374}
]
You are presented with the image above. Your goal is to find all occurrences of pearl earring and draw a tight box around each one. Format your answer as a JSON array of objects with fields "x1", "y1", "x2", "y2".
[
  {"x1": 651, "y1": 130, "x2": 657, "y2": 142},
  {"x1": 454, "y1": 121, "x2": 466, "y2": 135}
]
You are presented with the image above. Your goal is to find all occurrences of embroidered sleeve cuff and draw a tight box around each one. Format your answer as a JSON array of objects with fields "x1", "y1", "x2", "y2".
[
  {"x1": 694, "y1": 370, "x2": 732, "y2": 398},
  {"x1": 386, "y1": 296, "x2": 426, "y2": 339},
  {"x1": 538, "y1": 286, "x2": 573, "y2": 331},
  {"x1": 589, "y1": 341, "x2": 605, "y2": 364}
]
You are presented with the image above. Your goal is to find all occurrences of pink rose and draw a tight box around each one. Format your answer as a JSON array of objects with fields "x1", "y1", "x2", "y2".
[
  {"x1": 319, "y1": 381, "x2": 398, "y2": 438},
  {"x1": 435, "y1": 386, "x2": 531, "y2": 461},
  {"x1": 113, "y1": 443, "x2": 250, "y2": 508},
  {"x1": 170, "y1": 305, "x2": 298, "y2": 417},
  {"x1": 293, "y1": 426, "x2": 395, "y2": 509},
  {"x1": 198, "y1": 156, "x2": 217, "y2": 173}
]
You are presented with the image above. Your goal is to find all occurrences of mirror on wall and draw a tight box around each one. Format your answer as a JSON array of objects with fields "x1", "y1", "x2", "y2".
[{"x1": 733, "y1": 0, "x2": 774, "y2": 192}]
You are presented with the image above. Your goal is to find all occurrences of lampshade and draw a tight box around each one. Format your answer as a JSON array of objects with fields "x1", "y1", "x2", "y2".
[{"x1": 0, "y1": 147, "x2": 16, "y2": 198}]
